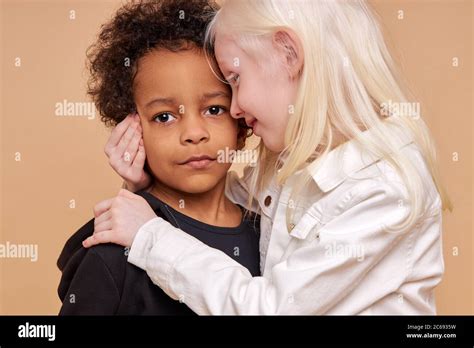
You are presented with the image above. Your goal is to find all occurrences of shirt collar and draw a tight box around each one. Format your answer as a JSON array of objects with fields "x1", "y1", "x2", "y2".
[{"x1": 307, "y1": 124, "x2": 416, "y2": 192}]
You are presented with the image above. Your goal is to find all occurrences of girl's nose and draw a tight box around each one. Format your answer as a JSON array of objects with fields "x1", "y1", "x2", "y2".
[{"x1": 230, "y1": 97, "x2": 244, "y2": 119}]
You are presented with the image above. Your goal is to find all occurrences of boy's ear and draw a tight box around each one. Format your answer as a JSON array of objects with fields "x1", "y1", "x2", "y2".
[{"x1": 272, "y1": 29, "x2": 304, "y2": 79}]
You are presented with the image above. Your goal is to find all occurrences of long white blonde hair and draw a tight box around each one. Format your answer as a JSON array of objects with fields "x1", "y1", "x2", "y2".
[{"x1": 205, "y1": 0, "x2": 452, "y2": 233}]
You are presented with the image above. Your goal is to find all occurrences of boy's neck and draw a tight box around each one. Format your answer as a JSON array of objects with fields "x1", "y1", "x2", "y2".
[{"x1": 147, "y1": 178, "x2": 242, "y2": 228}]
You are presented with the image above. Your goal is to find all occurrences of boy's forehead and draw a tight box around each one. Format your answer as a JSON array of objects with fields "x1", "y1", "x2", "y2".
[
  {"x1": 133, "y1": 48, "x2": 230, "y2": 102},
  {"x1": 139, "y1": 47, "x2": 199, "y2": 64},
  {"x1": 136, "y1": 49, "x2": 209, "y2": 80}
]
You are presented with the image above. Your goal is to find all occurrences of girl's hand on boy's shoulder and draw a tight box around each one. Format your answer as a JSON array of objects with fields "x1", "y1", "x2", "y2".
[
  {"x1": 105, "y1": 113, "x2": 151, "y2": 192},
  {"x1": 82, "y1": 189, "x2": 157, "y2": 248}
]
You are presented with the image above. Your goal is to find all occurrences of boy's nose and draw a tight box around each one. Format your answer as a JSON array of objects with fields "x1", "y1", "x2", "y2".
[
  {"x1": 184, "y1": 133, "x2": 209, "y2": 144},
  {"x1": 180, "y1": 116, "x2": 210, "y2": 145}
]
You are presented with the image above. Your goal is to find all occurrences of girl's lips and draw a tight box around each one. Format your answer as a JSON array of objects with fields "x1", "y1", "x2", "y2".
[
  {"x1": 245, "y1": 118, "x2": 257, "y2": 128},
  {"x1": 245, "y1": 118, "x2": 260, "y2": 135},
  {"x1": 183, "y1": 158, "x2": 216, "y2": 170}
]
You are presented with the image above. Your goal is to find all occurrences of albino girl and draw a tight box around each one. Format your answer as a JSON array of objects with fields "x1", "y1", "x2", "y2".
[{"x1": 84, "y1": 0, "x2": 451, "y2": 314}]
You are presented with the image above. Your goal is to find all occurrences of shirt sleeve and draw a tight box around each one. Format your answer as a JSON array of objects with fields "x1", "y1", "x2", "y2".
[
  {"x1": 59, "y1": 249, "x2": 121, "y2": 315},
  {"x1": 128, "y1": 181, "x2": 411, "y2": 314}
]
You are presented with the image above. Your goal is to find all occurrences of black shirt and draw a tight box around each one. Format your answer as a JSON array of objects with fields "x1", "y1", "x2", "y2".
[{"x1": 57, "y1": 190, "x2": 261, "y2": 315}]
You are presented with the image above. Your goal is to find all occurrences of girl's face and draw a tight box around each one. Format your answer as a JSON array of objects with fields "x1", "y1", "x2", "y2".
[{"x1": 215, "y1": 34, "x2": 299, "y2": 153}]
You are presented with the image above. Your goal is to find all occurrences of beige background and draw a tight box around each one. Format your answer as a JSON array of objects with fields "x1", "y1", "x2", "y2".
[{"x1": 0, "y1": 0, "x2": 472, "y2": 314}]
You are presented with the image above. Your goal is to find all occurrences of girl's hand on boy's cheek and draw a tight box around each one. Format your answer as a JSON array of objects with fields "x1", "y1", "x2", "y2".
[
  {"x1": 105, "y1": 113, "x2": 152, "y2": 192},
  {"x1": 82, "y1": 189, "x2": 157, "y2": 248}
]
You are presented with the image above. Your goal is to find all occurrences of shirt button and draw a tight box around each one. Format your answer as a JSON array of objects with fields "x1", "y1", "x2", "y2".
[{"x1": 264, "y1": 195, "x2": 272, "y2": 207}]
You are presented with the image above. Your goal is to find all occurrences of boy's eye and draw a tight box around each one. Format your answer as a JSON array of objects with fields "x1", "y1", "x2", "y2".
[
  {"x1": 153, "y1": 112, "x2": 176, "y2": 124},
  {"x1": 205, "y1": 106, "x2": 227, "y2": 116}
]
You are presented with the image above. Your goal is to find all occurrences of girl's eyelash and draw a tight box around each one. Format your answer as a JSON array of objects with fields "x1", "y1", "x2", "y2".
[{"x1": 227, "y1": 73, "x2": 240, "y2": 86}]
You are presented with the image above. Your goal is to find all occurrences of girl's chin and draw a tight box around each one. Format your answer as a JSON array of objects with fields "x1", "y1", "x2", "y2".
[
  {"x1": 262, "y1": 137, "x2": 286, "y2": 153},
  {"x1": 263, "y1": 144, "x2": 282, "y2": 153}
]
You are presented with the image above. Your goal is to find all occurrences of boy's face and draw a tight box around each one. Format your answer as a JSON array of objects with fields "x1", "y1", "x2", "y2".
[{"x1": 133, "y1": 48, "x2": 238, "y2": 194}]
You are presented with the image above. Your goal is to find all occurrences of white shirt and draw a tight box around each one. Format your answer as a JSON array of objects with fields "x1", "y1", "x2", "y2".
[{"x1": 128, "y1": 128, "x2": 444, "y2": 315}]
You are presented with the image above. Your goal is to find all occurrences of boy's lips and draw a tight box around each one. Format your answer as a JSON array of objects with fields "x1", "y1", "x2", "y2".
[{"x1": 179, "y1": 154, "x2": 216, "y2": 170}]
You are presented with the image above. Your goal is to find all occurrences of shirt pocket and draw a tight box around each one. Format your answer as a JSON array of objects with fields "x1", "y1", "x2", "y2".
[
  {"x1": 288, "y1": 189, "x2": 356, "y2": 241},
  {"x1": 288, "y1": 211, "x2": 322, "y2": 242}
]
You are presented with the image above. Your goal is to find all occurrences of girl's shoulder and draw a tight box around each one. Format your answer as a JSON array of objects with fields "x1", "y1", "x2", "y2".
[{"x1": 298, "y1": 141, "x2": 442, "y2": 231}]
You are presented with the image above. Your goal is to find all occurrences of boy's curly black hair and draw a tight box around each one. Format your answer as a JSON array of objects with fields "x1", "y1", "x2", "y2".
[{"x1": 86, "y1": 0, "x2": 252, "y2": 143}]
